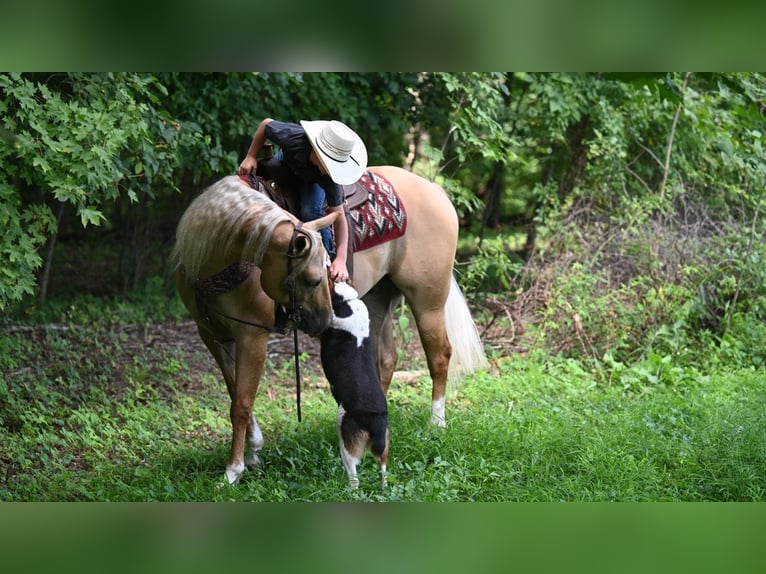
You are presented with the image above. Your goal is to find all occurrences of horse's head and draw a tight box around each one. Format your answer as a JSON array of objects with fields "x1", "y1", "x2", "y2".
[{"x1": 259, "y1": 211, "x2": 340, "y2": 336}]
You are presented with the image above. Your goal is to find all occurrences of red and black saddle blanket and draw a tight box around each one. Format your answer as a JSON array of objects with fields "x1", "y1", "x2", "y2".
[{"x1": 345, "y1": 171, "x2": 407, "y2": 252}]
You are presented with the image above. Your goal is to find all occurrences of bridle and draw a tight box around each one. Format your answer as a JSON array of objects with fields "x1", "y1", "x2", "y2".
[
  {"x1": 193, "y1": 221, "x2": 316, "y2": 422},
  {"x1": 284, "y1": 221, "x2": 307, "y2": 328},
  {"x1": 285, "y1": 222, "x2": 307, "y2": 423}
]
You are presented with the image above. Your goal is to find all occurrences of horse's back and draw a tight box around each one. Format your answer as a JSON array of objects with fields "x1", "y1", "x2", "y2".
[
  {"x1": 365, "y1": 166, "x2": 458, "y2": 288},
  {"x1": 368, "y1": 166, "x2": 458, "y2": 231}
]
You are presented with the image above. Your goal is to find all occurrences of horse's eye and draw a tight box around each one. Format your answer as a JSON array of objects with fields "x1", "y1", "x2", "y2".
[{"x1": 305, "y1": 276, "x2": 322, "y2": 289}]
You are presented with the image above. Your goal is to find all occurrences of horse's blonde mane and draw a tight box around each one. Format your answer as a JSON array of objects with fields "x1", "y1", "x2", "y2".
[{"x1": 172, "y1": 175, "x2": 294, "y2": 280}]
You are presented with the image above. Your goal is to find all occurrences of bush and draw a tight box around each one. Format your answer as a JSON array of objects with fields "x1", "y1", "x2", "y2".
[{"x1": 504, "y1": 197, "x2": 766, "y2": 373}]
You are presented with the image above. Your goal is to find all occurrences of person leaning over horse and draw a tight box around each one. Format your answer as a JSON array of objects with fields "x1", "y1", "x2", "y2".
[{"x1": 238, "y1": 119, "x2": 368, "y2": 284}]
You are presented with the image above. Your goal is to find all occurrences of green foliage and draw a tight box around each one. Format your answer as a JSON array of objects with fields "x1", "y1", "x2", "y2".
[
  {"x1": 4, "y1": 74, "x2": 156, "y2": 217},
  {"x1": 0, "y1": 184, "x2": 55, "y2": 308},
  {"x1": 413, "y1": 141, "x2": 484, "y2": 220},
  {"x1": 282, "y1": 73, "x2": 419, "y2": 165},
  {"x1": 461, "y1": 235, "x2": 523, "y2": 292},
  {"x1": 478, "y1": 72, "x2": 766, "y2": 376},
  {"x1": 16, "y1": 276, "x2": 187, "y2": 327},
  {"x1": 711, "y1": 312, "x2": 766, "y2": 368},
  {"x1": 436, "y1": 72, "x2": 514, "y2": 166},
  {"x1": 522, "y1": 211, "x2": 766, "y2": 379},
  {"x1": 0, "y1": 72, "x2": 204, "y2": 307}
]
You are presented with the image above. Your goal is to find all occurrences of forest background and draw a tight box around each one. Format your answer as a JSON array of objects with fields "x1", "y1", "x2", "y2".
[{"x1": 1, "y1": 72, "x2": 765, "y2": 502}]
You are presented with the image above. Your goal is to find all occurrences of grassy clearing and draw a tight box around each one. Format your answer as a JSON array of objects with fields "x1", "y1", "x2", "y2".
[{"x1": 2, "y1": 311, "x2": 765, "y2": 501}]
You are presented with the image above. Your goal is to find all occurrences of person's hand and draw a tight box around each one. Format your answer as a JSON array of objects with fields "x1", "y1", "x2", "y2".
[
  {"x1": 238, "y1": 155, "x2": 257, "y2": 176},
  {"x1": 329, "y1": 259, "x2": 349, "y2": 283}
]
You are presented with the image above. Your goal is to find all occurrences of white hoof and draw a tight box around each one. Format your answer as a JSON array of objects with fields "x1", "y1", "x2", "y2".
[
  {"x1": 224, "y1": 462, "x2": 245, "y2": 485},
  {"x1": 245, "y1": 452, "x2": 262, "y2": 468},
  {"x1": 431, "y1": 396, "x2": 446, "y2": 427},
  {"x1": 429, "y1": 413, "x2": 447, "y2": 427}
]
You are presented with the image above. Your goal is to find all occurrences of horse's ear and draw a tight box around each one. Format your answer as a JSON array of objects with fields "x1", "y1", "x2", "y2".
[
  {"x1": 304, "y1": 210, "x2": 340, "y2": 232},
  {"x1": 292, "y1": 234, "x2": 312, "y2": 258}
]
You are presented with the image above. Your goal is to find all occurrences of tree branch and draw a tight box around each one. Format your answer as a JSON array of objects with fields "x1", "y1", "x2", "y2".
[{"x1": 659, "y1": 72, "x2": 692, "y2": 201}]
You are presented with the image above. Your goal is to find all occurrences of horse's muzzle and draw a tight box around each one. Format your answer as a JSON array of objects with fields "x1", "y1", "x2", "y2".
[{"x1": 299, "y1": 310, "x2": 333, "y2": 337}]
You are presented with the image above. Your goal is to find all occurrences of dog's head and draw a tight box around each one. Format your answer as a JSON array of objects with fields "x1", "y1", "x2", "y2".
[
  {"x1": 328, "y1": 281, "x2": 369, "y2": 341},
  {"x1": 330, "y1": 281, "x2": 360, "y2": 318}
]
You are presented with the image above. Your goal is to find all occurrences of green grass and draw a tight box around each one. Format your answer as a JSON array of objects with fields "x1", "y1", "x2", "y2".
[{"x1": 2, "y1": 311, "x2": 765, "y2": 501}]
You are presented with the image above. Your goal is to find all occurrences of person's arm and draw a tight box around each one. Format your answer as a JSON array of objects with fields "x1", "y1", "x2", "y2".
[
  {"x1": 238, "y1": 118, "x2": 274, "y2": 175},
  {"x1": 328, "y1": 204, "x2": 350, "y2": 283}
]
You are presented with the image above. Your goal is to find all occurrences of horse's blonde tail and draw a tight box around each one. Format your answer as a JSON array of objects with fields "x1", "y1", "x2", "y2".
[{"x1": 445, "y1": 275, "x2": 488, "y2": 393}]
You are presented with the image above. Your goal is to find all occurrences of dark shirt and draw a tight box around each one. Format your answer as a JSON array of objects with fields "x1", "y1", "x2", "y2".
[{"x1": 264, "y1": 120, "x2": 343, "y2": 206}]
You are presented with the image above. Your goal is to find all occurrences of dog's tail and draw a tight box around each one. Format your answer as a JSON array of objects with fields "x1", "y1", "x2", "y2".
[
  {"x1": 369, "y1": 416, "x2": 390, "y2": 460},
  {"x1": 445, "y1": 275, "x2": 488, "y2": 393}
]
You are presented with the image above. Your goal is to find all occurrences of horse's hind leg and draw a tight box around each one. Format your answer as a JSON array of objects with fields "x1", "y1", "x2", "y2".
[
  {"x1": 409, "y1": 305, "x2": 452, "y2": 427},
  {"x1": 362, "y1": 276, "x2": 403, "y2": 394},
  {"x1": 366, "y1": 276, "x2": 452, "y2": 425}
]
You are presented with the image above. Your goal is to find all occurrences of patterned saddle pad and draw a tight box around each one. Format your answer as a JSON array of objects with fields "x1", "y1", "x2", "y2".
[{"x1": 346, "y1": 171, "x2": 407, "y2": 252}]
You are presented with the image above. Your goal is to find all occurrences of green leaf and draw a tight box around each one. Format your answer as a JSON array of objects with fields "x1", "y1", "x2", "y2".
[{"x1": 78, "y1": 207, "x2": 105, "y2": 227}]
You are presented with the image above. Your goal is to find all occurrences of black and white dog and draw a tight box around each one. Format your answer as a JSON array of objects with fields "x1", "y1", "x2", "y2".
[{"x1": 320, "y1": 281, "x2": 390, "y2": 488}]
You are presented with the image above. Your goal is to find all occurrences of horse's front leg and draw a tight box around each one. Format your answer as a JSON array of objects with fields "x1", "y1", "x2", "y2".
[
  {"x1": 225, "y1": 333, "x2": 268, "y2": 484},
  {"x1": 245, "y1": 414, "x2": 264, "y2": 468}
]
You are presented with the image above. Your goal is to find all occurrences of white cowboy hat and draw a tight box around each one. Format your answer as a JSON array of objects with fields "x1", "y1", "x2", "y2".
[{"x1": 300, "y1": 120, "x2": 367, "y2": 185}]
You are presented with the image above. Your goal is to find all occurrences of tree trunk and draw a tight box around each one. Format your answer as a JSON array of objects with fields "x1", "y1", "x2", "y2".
[
  {"x1": 130, "y1": 189, "x2": 149, "y2": 291},
  {"x1": 404, "y1": 126, "x2": 422, "y2": 171},
  {"x1": 38, "y1": 201, "x2": 67, "y2": 304},
  {"x1": 557, "y1": 115, "x2": 591, "y2": 201},
  {"x1": 479, "y1": 160, "x2": 505, "y2": 245}
]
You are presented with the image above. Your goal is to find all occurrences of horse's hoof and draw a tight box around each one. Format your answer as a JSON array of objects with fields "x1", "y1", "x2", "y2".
[
  {"x1": 429, "y1": 414, "x2": 447, "y2": 428},
  {"x1": 245, "y1": 453, "x2": 262, "y2": 468},
  {"x1": 431, "y1": 397, "x2": 446, "y2": 427},
  {"x1": 223, "y1": 462, "x2": 245, "y2": 485}
]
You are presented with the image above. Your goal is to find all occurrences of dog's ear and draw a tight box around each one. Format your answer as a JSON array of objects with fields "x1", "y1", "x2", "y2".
[
  {"x1": 330, "y1": 284, "x2": 342, "y2": 306},
  {"x1": 332, "y1": 298, "x2": 353, "y2": 318}
]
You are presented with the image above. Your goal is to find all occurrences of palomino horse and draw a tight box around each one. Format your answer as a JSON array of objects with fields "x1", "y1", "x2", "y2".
[
  {"x1": 174, "y1": 167, "x2": 487, "y2": 484},
  {"x1": 173, "y1": 175, "x2": 339, "y2": 484}
]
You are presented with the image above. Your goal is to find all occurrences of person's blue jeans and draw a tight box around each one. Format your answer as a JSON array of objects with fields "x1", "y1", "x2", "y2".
[
  {"x1": 300, "y1": 182, "x2": 334, "y2": 256},
  {"x1": 275, "y1": 151, "x2": 334, "y2": 255}
]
